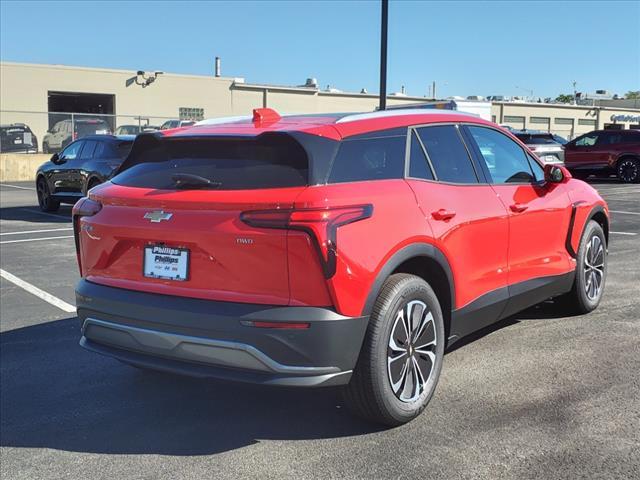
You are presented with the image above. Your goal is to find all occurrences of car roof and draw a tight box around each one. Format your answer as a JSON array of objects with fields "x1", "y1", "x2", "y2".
[
  {"x1": 162, "y1": 109, "x2": 493, "y2": 141},
  {"x1": 77, "y1": 134, "x2": 135, "y2": 142}
]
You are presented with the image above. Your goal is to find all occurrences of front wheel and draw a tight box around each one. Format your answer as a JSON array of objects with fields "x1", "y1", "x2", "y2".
[
  {"x1": 343, "y1": 274, "x2": 445, "y2": 426},
  {"x1": 559, "y1": 220, "x2": 607, "y2": 314},
  {"x1": 36, "y1": 178, "x2": 60, "y2": 212},
  {"x1": 617, "y1": 158, "x2": 640, "y2": 183}
]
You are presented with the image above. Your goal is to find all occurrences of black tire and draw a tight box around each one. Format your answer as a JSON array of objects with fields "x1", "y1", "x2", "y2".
[
  {"x1": 36, "y1": 177, "x2": 60, "y2": 212},
  {"x1": 559, "y1": 220, "x2": 607, "y2": 314},
  {"x1": 343, "y1": 274, "x2": 445, "y2": 426},
  {"x1": 42, "y1": 142, "x2": 49, "y2": 154},
  {"x1": 617, "y1": 157, "x2": 640, "y2": 183}
]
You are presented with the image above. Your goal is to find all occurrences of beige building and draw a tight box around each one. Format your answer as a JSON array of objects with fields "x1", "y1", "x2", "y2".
[{"x1": 1, "y1": 61, "x2": 639, "y2": 152}]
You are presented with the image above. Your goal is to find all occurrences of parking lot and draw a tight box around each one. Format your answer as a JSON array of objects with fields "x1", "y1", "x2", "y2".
[{"x1": 0, "y1": 180, "x2": 638, "y2": 480}]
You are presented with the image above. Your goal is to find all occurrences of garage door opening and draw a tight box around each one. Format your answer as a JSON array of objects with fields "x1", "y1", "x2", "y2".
[{"x1": 47, "y1": 91, "x2": 115, "y2": 130}]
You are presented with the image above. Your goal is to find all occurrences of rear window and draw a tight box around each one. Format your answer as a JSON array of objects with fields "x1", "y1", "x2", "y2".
[
  {"x1": 113, "y1": 135, "x2": 308, "y2": 190},
  {"x1": 515, "y1": 134, "x2": 557, "y2": 145},
  {"x1": 328, "y1": 131, "x2": 406, "y2": 183},
  {"x1": 76, "y1": 121, "x2": 109, "y2": 137},
  {"x1": 116, "y1": 141, "x2": 133, "y2": 159}
]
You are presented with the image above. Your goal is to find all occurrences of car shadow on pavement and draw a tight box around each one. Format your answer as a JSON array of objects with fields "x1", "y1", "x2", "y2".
[
  {"x1": 0, "y1": 317, "x2": 382, "y2": 456},
  {"x1": 0, "y1": 206, "x2": 72, "y2": 224}
]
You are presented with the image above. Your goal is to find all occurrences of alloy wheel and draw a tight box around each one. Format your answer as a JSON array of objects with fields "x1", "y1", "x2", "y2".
[
  {"x1": 584, "y1": 234, "x2": 605, "y2": 301},
  {"x1": 37, "y1": 180, "x2": 48, "y2": 209},
  {"x1": 387, "y1": 300, "x2": 437, "y2": 403},
  {"x1": 618, "y1": 159, "x2": 638, "y2": 183}
]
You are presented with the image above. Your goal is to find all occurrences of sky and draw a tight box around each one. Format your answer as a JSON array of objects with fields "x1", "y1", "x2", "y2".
[{"x1": 1, "y1": 0, "x2": 639, "y2": 99}]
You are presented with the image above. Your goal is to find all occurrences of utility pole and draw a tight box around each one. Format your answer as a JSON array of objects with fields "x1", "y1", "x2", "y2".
[
  {"x1": 572, "y1": 81, "x2": 578, "y2": 105},
  {"x1": 432, "y1": 81, "x2": 436, "y2": 99},
  {"x1": 379, "y1": 0, "x2": 388, "y2": 110}
]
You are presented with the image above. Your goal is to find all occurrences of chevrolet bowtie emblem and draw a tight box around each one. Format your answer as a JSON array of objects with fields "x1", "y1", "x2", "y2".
[{"x1": 143, "y1": 210, "x2": 173, "y2": 223}]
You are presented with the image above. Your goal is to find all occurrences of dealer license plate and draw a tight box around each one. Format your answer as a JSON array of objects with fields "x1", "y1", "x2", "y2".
[{"x1": 143, "y1": 245, "x2": 189, "y2": 281}]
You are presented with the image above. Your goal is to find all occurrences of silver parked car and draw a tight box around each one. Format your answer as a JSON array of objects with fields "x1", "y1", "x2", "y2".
[{"x1": 513, "y1": 131, "x2": 565, "y2": 164}]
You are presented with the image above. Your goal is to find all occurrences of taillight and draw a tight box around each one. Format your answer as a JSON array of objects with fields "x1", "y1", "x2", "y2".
[
  {"x1": 73, "y1": 132, "x2": 78, "y2": 141},
  {"x1": 72, "y1": 197, "x2": 102, "y2": 274},
  {"x1": 240, "y1": 205, "x2": 373, "y2": 278}
]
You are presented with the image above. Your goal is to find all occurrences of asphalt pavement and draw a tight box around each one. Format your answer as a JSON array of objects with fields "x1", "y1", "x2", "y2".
[{"x1": 1, "y1": 179, "x2": 638, "y2": 480}]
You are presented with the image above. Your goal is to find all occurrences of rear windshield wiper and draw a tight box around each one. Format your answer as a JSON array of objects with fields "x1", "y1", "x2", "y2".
[{"x1": 171, "y1": 173, "x2": 222, "y2": 189}]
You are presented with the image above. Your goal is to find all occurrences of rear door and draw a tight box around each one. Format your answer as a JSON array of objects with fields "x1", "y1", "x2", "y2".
[
  {"x1": 73, "y1": 139, "x2": 97, "y2": 193},
  {"x1": 463, "y1": 125, "x2": 573, "y2": 288},
  {"x1": 78, "y1": 134, "x2": 312, "y2": 305},
  {"x1": 405, "y1": 124, "x2": 509, "y2": 320}
]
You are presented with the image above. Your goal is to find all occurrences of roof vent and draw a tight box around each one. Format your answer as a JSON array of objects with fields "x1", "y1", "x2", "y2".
[{"x1": 304, "y1": 78, "x2": 318, "y2": 88}]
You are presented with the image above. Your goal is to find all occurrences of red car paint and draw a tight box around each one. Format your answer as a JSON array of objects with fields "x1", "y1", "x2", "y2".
[{"x1": 74, "y1": 110, "x2": 608, "y2": 319}]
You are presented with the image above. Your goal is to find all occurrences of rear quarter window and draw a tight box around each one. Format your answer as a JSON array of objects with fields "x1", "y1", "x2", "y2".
[
  {"x1": 113, "y1": 134, "x2": 309, "y2": 190},
  {"x1": 328, "y1": 131, "x2": 406, "y2": 183}
]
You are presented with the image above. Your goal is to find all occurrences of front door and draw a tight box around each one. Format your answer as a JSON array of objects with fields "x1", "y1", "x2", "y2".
[{"x1": 463, "y1": 125, "x2": 574, "y2": 291}]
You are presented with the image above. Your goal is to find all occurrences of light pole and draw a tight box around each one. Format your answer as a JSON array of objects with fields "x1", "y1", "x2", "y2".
[{"x1": 379, "y1": 0, "x2": 388, "y2": 110}]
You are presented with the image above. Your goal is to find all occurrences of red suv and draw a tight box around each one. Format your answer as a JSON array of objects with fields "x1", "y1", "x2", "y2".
[
  {"x1": 74, "y1": 109, "x2": 609, "y2": 425},
  {"x1": 564, "y1": 129, "x2": 640, "y2": 183}
]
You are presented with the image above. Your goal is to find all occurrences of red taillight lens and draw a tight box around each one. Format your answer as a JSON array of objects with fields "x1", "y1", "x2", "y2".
[
  {"x1": 240, "y1": 205, "x2": 373, "y2": 278},
  {"x1": 72, "y1": 197, "x2": 102, "y2": 274}
]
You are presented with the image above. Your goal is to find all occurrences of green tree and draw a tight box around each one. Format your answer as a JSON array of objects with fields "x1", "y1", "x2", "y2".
[
  {"x1": 625, "y1": 91, "x2": 640, "y2": 99},
  {"x1": 555, "y1": 94, "x2": 574, "y2": 103}
]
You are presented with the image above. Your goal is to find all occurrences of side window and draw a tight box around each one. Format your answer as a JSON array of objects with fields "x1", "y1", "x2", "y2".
[
  {"x1": 93, "y1": 141, "x2": 107, "y2": 159},
  {"x1": 408, "y1": 130, "x2": 434, "y2": 180},
  {"x1": 328, "y1": 133, "x2": 406, "y2": 183},
  {"x1": 467, "y1": 126, "x2": 535, "y2": 184},
  {"x1": 60, "y1": 141, "x2": 83, "y2": 161},
  {"x1": 623, "y1": 132, "x2": 640, "y2": 144},
  {"x1": 80, "y1": 140, "x2": 97, "y2": 159},
  {"x1": 416, "y1": 125, "x2": 478, "y2": 184},
  {"x1": 575, "y1": 133, "x2": 598, "y2": 146}
]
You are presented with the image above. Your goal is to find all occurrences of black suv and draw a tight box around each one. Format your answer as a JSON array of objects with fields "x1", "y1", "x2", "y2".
[
  {"x1": 0, "y1": 123, "x2": 38, "y2": 153},
  {"x1": 36, "y1": 135, "x2": 134, "y2": 211}
]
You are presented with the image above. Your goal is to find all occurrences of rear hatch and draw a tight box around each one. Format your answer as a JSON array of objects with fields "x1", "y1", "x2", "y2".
[
  {"x1": 77, "y1": 133, "x2": 314, "y2": 305},
  {"x1": 516, "y1": 133, "x2": 565, "y2": 163}
]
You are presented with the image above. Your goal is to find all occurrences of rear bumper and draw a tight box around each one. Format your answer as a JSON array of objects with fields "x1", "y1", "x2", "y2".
[{"x1": 76, "y1": 279, "x2": 368, "y2": 387}]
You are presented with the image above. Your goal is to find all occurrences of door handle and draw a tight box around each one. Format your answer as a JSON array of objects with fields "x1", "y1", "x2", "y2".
[
  {"x1": 431, "y1": 209, "x2": 456, "y2": 221},
  {"x1": 510, "y1": 203, "x2": 528, "y2": 213}
]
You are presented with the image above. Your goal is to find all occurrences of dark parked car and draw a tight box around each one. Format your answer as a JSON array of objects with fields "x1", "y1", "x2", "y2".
[
  {"x1": 513, "y1": 131, "x2": 565, "y2": 164},
  {"x1": 0, "y1": 123, "x2": 38, "y2": 153},
  {"x1": 36, "y1": 135, "x2": 134, "y2": 211},
  {"x1": 42, "y1": 118, "x2": 112, "y2": 153},
  {"x1": 564, "y1": 129, "x2": 640, "y2": 183}
]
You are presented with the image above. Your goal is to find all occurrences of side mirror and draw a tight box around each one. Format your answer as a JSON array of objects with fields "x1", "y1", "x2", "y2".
[
  {"x1": 544, "y1": 164, "x2": 571, "y2": 183},
  {"x1": 50, "y1": 153, "x2": 60, "y2": 164}
]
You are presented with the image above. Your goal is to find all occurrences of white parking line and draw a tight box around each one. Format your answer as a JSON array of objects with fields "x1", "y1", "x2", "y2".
[
  {"x1": 0, "y1": 227, "x2": 73, "y2": 236},
  {"x1": 0, "y1": 235, "x2": 74, "y2": 244},
  {"x1": 610, "y1": 210, "x2": 640, "y2": 216},
  {"x1": 610, "y1": 231, "x2": 638, "y2": 236},
  {"x1": 0, "y1": 268, "x2": 76, "y2": 313},
  {"x1": 0, "y1": 183, "x2": 36, "y2": 191}
]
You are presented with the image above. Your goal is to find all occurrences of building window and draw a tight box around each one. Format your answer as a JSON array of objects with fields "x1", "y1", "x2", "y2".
[
  {"x1": 503, "y1": 115, "x2": 525, "y2": 123},
  {"x1": 578, "y1": 119, "x2": 597, "y2": 126},
  {"x1": 554, "y1": 118, "x2": 574, "y2": 125},
  {"x1": 491, "y1": 115, "x2": 496, "y2": 123},
  {"x1": 179, "y1": 107, "x2": 204, "y2": 121},
  {"x1": 530, "y1": 116, "x2": 550, "y2": 124}
]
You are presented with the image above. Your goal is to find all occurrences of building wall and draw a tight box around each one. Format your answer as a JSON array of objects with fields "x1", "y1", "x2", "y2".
[
  {"x1": 491, "y1": 102, "x2": 640, "y2": 139},
  {"x1": 2, "y1": 61, "x2": 639, "y2": 151}
]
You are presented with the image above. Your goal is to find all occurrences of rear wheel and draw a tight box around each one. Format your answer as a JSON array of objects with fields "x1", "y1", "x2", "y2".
[
  {"x1": 559, "y1": 220, "x2": 607, "y2": 314},
  {"x1": 36, "y1": 177, "x2": 60, "y2": 212},
  {"x1": 617, "y1": 158, "x2": 640, "y2": 183},
  {"x1": 571, "y1": 170, "x2": 591, "y2": 180},
  {"x1": 42, "y1": 142, "x2": 49, "y2": 154},
  {"x1": 343, "y1": 274, "x2": 445, "y2": 426}
]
